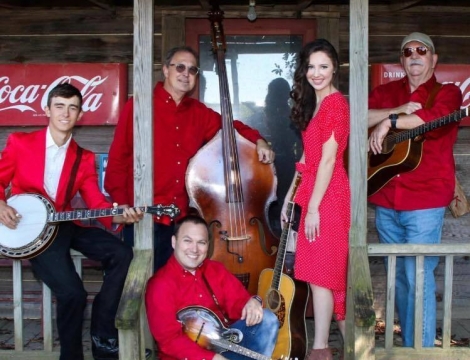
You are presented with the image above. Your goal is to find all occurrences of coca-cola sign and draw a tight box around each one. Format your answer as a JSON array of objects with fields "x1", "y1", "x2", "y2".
[
  {"x1": 371, "y1": 63, "x2": 470, "y2": 126},
  {"x1": 0, "y1": 63, "x2": 127, "y2": 126}
]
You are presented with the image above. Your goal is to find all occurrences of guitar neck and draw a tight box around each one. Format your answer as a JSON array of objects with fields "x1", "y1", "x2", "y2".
[
  {"x1": 48, "y1": 206, "x2": 146, "y2": 222},
  {"x1": 392, "y1": 107, "x2": 468, "y2": 143},
  {"x1": 271, "y1": 201, "x2": 294, "y2": 289},
  {"x1": 213, "y1": 338, "x2": 271, "y2": 360}
]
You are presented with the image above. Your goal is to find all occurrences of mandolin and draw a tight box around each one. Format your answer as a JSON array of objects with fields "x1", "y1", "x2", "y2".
[{"x1": 178, "y1": 306, "x2": 297, "y2": 360}]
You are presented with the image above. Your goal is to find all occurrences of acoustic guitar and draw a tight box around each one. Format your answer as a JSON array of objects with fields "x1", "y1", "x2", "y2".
[
  {"x1": 257, "y1": 175, "x2": 309, "y2": 360},
  {"x1": 0, "y1": 193, "x2": 180, "y2": 259},
  {"x1": 368, "y1": 107, "x2": 469, "y2": 196},
  {"x1": 178, "y1": 305, "x2": 293, "y2": 360}
]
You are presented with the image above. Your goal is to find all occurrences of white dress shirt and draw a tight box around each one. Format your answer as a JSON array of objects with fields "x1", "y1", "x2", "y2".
[{"x1": 44, "y1": 127, "x2": 72, "y2": 201}]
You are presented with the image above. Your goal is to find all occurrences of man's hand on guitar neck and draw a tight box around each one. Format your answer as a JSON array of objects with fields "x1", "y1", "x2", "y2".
[
  {"x1": 368, "y1": 119, "x2": 391, "y2": 155},
  {"x1": 0, "y1": 200, "x2": 21, "y2": 230},
  {"x1": 111, "y1": 204, "x2": 144, "y2": 224}
]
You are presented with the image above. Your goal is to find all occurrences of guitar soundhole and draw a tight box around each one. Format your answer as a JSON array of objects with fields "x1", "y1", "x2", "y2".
[
  {"x1": 267, "y1": 291, "x2": 281, "y2": 310},
  {"x1": 266, "y1": 290, "x2": 285, "y2": 328},
  {"x1": 235, "y1": 273, "x2": 250, "y2": 289}
]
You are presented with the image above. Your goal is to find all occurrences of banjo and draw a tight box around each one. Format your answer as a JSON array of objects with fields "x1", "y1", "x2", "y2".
[{"x1": 0, "y1": 193, "x2": 180, "y2": 259}]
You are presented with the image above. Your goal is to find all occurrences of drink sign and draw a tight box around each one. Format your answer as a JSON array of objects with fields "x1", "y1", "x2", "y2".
[
  {"x1": 0, "y1": 63, "x2": 127, "y2": 126},
  {"x1": 371, "y1": 64, "x2": 470, "y2": 126}
]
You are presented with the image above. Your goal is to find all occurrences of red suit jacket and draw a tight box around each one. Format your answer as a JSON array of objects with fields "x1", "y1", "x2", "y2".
[{"x1": 0, "y1": 128, "x2": 114, "y2": 229}]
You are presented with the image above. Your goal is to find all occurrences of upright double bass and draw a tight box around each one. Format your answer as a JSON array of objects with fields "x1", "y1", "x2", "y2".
[{"x1": 186, "y1": 7, "x2": 278, "y2": 295}]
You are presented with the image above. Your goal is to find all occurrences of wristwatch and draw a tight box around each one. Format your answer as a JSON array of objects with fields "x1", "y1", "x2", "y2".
[
  {"x1": 389, "y1": 113, "x2": 399, "y2": 129},
  {"x1": 252, "y1": 295, "x2": 263, "y2": 305}
]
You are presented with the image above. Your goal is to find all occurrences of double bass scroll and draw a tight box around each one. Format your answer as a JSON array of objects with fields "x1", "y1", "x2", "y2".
[{"x1": 185, "y1": 5, "x2": 278, "y2": 295}]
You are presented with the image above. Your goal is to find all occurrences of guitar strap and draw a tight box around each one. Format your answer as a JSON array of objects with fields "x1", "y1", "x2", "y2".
[
  {"x1": 202, "y1": 273, "x2": 230, "y2": 325},
  {"x1": 62, "y1": 146, "x2": 83, "y2": 211},
  {"x1": 424, "y1": 82, "x2": 442, "y2": 110}
]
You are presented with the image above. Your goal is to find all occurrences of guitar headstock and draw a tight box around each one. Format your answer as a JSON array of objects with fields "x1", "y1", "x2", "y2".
[
  {"x1": 208, "y1": 4, "x2": 226, "y2": 53},
  {"x1": 146, "y1": 204, "x2": 181, "y2": 219}
]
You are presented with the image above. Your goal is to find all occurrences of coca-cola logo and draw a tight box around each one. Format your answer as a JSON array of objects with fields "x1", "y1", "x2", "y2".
[
  {"x1": 444, "y1": 79, "x2": 470, "y2": 109},
  {"x1": 0, "y1": 75, "x2": 106, "y2": 115}
]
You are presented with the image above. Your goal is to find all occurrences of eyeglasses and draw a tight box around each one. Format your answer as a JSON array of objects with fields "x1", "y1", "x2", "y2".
[
  {"x1": 402, "y1": 46, "x2": 429, "y2": 57},
  {"x1": 169, "y1": 63, "x2": 199, "y2": 76}
]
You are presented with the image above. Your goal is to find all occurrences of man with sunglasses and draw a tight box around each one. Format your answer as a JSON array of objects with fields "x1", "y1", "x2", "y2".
[
  {"x1": 105, "y1": 46, "x2": 275, "y2": 273},
  {"x1": 367, "y1": 32, "x2": 462, "y2": 347}
]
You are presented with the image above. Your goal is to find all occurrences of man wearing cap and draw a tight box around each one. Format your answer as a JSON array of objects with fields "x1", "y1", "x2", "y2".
[{"x1": 367, "y1": 32, "x2": 462, "y2": 347}]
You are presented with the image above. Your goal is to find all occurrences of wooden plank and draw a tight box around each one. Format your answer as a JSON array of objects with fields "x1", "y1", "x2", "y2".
[
  {"x1": 12, "y1": 260, "x2": 23, "y2": 351},
  {"x1": 385, "y1": 256, "x2": 396, "y2": 349},
  {"x1": 0, "y1": 351, "x2": 93, "y2": 359},
  {"x1": 346, "y1": 0, "x2": 375, "y2": 359},
  {"x1": 414, "y1": 255, "x2": 424, "y2": 349},
  {"x1": 316, "y1": 16, "x2": 340, "y2": 63},
  {"x1": 115, "y1": 250, "x2": 152, "y2": 329},
  {"x1": 0, "y1": 35, "x2": 135, "y2": 63},
  {"x1": 0, "y1": 8, "x2": 144, "y2": 34},
  {"x1": 368, "y1": 244, "x2": 470, "y2": 256},
  {"x1": 375, "y1": 347, "x2": 470, "y2": 360},
  {"x1": 442, "y1": 255, "x2": 453, "y2": 349},
  {"x1": 161, "y1": 13, "x2": 185, "y2": 59},
  {"x1": 132, "y1": 0, "x2": 154, "y2": 252},
  {"x1": 115, "y1": 250, "x2": 152, "y2": 359},
  {"x1": 42, "y1": 282, "x2": 53, "y2": 351}
]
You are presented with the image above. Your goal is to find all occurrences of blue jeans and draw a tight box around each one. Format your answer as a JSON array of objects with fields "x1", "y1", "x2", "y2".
[
  {"x1": 224, "y1": 309, "x2": 279, "y2": 359},
  {"x1": 375, "y1": 206, "x2": 445, "y2": 347}
]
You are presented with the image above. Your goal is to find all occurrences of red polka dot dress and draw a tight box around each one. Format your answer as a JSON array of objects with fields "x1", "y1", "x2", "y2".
[{"x1": 294, "y1": 92, "x2": 350, "y2": 320}]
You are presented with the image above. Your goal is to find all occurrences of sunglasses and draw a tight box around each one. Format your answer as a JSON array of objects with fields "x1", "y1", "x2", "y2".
[
  {"x1": 402, "y1": 46, "x2": 429, "y2": 57},
  {"x1": 169, "y1": 63, "x2": 200, "y2": 76}
]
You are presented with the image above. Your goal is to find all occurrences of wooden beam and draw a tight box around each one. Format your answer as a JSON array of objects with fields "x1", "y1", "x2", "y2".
[
  {"x1": 346, "y1": 0, "x2": 376, "y2": 359},
  {"x1": 296, "y1": 0, "x2": 313, "y2": 12},
  {"x1": 389, "y1": 0, "x2": 423, "y2": 12},
  {"x1": 133, "y1": 0, "x2": 154, "y2": 252},
  {"x1": 198, "y1": 0, "x2": 210, "y2": 10},
  {"x1": 86, "y1": 0, "x2": 115, "y2": 11}
]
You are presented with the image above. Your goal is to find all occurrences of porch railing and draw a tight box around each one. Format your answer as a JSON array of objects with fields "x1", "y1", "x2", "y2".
[
  {"x1": 3, "y1": 249, "x2": 93, "y2": 359},
  {"x1": 4, "y1": 244, "x2": 470, "y2": 360},
  {"x1": 368, "y1": 243, "x2": 470, "y2": 360}
]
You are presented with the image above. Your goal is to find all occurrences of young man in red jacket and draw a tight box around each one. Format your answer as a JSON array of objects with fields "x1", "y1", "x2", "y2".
[{"x1": 0, "y1": 83, "x2": 143, "y2": 360}]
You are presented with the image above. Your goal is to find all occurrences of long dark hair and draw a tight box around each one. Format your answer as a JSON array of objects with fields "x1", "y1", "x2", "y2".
[{"x1": 290, "y1": 39, "x2": 339, "y2": 131}]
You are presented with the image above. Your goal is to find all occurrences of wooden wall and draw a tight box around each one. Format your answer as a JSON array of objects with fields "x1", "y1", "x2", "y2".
[{"x1": 1, "y1": 3, "x2": 470, "y2": 319}]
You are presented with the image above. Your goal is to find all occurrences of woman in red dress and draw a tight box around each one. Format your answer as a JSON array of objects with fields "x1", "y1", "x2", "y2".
[{"x1": 282, "y1": 39, "x2": 350, "y2": 360}]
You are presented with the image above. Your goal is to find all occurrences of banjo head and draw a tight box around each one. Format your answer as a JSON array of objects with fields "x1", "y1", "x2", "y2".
[{"x1": 0, "y1": 194, "x2": 56, "y2": 259}]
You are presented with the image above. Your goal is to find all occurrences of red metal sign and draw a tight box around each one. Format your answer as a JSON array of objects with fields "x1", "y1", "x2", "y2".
[
  {"x1": 0, "y1": 63, "x2": 127, "y2": 126},
  {"x1": 371, "y1": 63, "x2": 470, "y2": 125}
]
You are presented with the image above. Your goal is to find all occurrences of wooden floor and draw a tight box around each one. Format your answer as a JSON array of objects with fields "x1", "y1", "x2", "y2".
[{"x1": 0, "y1": 317, "x2": 469, "y2": 359}]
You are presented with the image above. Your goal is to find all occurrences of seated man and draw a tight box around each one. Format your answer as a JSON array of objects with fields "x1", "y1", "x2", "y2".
[{"x1": 145, "y1": 215, "x2": 279, "y2": 359}]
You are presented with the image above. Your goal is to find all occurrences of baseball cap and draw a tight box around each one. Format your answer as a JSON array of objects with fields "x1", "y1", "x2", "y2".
[{"x1": 400, "y1": 32, "x2": 435, "y2": 53}]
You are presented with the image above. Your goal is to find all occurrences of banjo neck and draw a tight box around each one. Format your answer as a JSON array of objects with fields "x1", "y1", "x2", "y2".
[{"x1": 49, "y1": 206, "x2": 146, "y2": 223}]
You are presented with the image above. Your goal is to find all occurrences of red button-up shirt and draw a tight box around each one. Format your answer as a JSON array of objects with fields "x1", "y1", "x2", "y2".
[
  {"x1": 104, "y1": 82, "x2": 263, "y2": 224},
  {"x1": 145, "y1": 255, "x2": 252, "y2": 359},
  {"x1": 368, "y1": 75, "x2": 462, "y2": 210}
]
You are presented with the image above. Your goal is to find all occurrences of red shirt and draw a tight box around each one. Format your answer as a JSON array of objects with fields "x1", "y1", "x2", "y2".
[
  {"x1": 368, "y1": 75, "x2": 462, "y2": 210},
  {"x1": 145, "y1": 255, "x2": 252, "y2": 360},
  {"x1": 104, "y1": 82, "x2": 263, "y2": 224}
]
